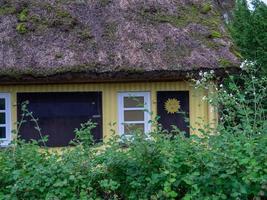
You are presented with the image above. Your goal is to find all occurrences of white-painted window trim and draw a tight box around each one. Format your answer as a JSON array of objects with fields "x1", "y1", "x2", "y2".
[
  {"x1": 118, "y1": 92, "x2": 151, "y2": 137},
  {"x1": 0, "y1": 93, "x2": 11, "y2": 146}
]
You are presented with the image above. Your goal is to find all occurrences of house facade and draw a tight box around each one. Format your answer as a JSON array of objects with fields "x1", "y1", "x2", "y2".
[
  {"x1": 0, "y1": 81, "x2": 218, "y2": 146},
  {"x1": 0, "y1": 0, "x2": 238, "y2": 147}
]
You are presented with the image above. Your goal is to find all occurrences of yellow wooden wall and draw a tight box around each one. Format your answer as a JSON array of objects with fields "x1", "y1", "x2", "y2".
[{"x1": 0, "y1": 81, "x2": 215, "y2": 140}]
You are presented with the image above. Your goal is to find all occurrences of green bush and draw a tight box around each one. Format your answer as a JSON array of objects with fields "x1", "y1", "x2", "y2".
[{"x1": 0, "y1": 126, "x2": 266, "y2": 199}]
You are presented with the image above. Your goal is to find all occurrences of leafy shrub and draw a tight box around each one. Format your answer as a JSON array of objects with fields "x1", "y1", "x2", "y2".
[
  {"x1": 194, "y1": 63, "x2": 266, "y2": 137},
  {"x1": 0, "y1": 126, "x2": 266, "y2": 199},
  {"x1": 71, "y1": 120, "x2": 96, "y2": 147}
]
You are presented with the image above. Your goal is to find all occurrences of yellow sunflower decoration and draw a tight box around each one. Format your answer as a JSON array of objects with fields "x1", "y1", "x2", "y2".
[{"x1": 164, "y1": 98, "x2": 180, "y2": 114}]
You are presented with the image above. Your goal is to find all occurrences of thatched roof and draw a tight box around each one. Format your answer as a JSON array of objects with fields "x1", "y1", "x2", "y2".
[{"x1": 0, "y1": 0, "x2": 240, "y2": 83}]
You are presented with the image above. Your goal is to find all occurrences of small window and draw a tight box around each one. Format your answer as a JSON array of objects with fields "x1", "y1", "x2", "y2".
[
  {"x1": 118, "y1": 92, "x2": 151, "y2": 136},
  {"x1": 0, "y1": 93, "x2": 11, "y2": 146}
]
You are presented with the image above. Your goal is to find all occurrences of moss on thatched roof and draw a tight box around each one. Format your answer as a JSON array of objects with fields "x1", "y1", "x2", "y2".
[{"x1": 0, "y1": 0, "x2": 239, "y2": 83}]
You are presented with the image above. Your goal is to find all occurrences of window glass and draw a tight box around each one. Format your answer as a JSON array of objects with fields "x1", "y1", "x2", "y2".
[
  {"x1": 118, "y1": 92, "x2": 150, "y2": 136},
  {"x1": 0, "y1": 99, "x2": 5, "y2": 110},
  {"x1": 124, "y1": 97, "x2": 144, "y2": 108},
  {"x1": 124, "y1": 124, "x2": 144, "y2": 135},
  {"x1": 0, "y1": 94, "x2": 11, "y2": 144},
  {"x1": 124, "y1": 110, "x2": 144, "y2": 121},
  {"x1": 0, "y1": 113, "x2": 6, "y2": 124},
  {"x1": 0, "y1": 127, "x2": 6, "y2": 138}
]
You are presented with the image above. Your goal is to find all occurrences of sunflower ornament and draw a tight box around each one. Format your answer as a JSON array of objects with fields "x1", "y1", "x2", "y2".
[{"x1": 164, "y1": 98, "x2": 180, "y2": 114}]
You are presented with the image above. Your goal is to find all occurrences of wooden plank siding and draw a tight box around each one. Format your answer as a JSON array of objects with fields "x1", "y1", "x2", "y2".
[{"x1": 0, "y1": 81, "x2": 216, "y2": 141}]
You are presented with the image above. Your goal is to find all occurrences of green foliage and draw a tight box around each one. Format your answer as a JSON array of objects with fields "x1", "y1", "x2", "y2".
[
  {"x1": 18, "y1": 8, "x2": 28, "y2": 22},
  {"x1": 0, "y1": 5, "x2": 16, "y2": 16},
  {"x1": 14, "y1": 7, "x2": 29, "y2": 35},
  {"x1": 210, "y1": 31, "x2": 222, "y2": 38},
  {"x1": 99, "y1": 0, "x2": 111, "y2": 7},
  {"x1": 142, "y1": 6, "x2": 199, "y2": 28},
  {"x1": 229, "y1": 0, "x2": 267, "y2": 73},
  {"x1": 139, "y1": 4, "x2": 221, "y2": 33},
  {"x1": 52, "y1": 9, "x2": 77, "y2": 29},
  {"x1": 77, "y1": 29, "x2": 93, "y2": 40},
  {"x1": 201, "y1": 3, "x2": 212, "y2": 14},
  {"x1": 219, "y1": 58, "x2": 233, "y2": 67},
  {"x1": 15, "y1": 8, "x2": 29, "y2": 34},
  {"x1": 218, "y1": 69, "x2": 266, "y2": 136},
  {"x1": 195, "y1": 64, "x2": 266, "y2": 137},
  {"x1": 16, "y1": 23, "x2": 27, "y2": 34},
  {"x1": 71, "y1": 120, "x2": 96, "y2": 147},
  {"x1": 0, "y1": 129, "x2": 266, "y2": 199},
  {"x1": 17, "y1": 101, "x2": 47, "y2": 146}
]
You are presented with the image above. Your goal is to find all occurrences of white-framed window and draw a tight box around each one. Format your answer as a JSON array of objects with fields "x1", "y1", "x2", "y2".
[
  {"x1": 0, "y1": 93, "x2": 11, "y2": 146},
  {"x1": 118, "y1": 92, "x2": 151, "y2": 136}
]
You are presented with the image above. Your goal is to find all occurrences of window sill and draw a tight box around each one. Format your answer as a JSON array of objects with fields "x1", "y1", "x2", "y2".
[{"x1": 0, "y1": 140, "x2": 11, "y2": 147}]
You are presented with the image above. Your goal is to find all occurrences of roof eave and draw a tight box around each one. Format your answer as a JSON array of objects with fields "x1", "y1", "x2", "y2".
[{"x1": 0, "y1": 67, "x2": 239, "y2": 85}]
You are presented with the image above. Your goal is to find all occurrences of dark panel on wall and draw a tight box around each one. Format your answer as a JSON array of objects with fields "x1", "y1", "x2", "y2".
[
  {"x1": 157, "y1": 91, "x2": 190, "y2": 136},
  {"x1": 17, "y1": 92, "x2": 102, "y2": 147}
]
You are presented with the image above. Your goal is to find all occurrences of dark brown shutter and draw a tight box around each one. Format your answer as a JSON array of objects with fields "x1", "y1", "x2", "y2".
[
  {"x1": 17, "y1": 92, "x2": 102, "y2": 147},
  {"x1": 157, "y1": 91, "x2": 190, "y2": 136}
]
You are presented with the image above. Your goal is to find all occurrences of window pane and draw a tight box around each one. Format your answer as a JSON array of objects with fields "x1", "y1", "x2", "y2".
[
  {"x1": 0, "y1": 99, "x2": 5, "y2": 110},
  {"x1": 0, "y1": 127, "x2": 6, "y2": 138},
  {"x1": 124, "y1": 123, "x2": 144, "y2": 135},
  {"x1": 124, "y1": 97, "x2": 144, "y2": 108},
  {"x1": 0, "y1": 113, "x2": 5, "y2": 124},
  {"x1": 124, "y1": 110, "x2": 144, "y2": 121}
]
